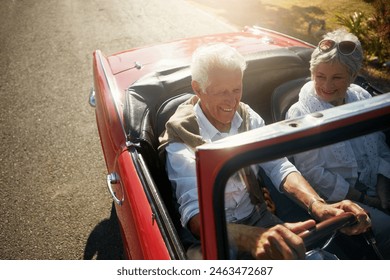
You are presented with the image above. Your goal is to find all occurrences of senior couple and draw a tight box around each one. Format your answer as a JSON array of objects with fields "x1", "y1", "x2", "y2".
[{"x1": 158, "y1": 28, "x2": 390, "y2": 259}]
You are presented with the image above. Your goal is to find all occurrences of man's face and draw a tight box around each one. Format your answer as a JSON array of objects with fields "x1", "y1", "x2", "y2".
[{"x1": 197, "y1": 68, "x2": 243, "y2": 132}]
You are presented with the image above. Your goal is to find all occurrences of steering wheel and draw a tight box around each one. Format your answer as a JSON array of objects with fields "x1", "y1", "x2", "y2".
[{"x1": 299, "y1": 212, "x2": 357, "y2": 248}]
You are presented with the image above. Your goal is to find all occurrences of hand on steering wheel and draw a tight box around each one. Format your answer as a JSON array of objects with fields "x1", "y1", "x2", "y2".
[{"x1": 299, "y1": 212, "x2": 357, "y2": 248}]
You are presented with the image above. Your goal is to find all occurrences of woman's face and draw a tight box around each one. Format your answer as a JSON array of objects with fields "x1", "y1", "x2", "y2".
[
  {"x1": 312, "y1": 62, "x2": 352, "y2": 106},
  {"x1": 197, "y1": 68, "x2": 243, "y2": 132}
]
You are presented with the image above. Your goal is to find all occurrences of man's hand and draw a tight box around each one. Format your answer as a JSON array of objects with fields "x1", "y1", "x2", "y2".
[
  {"x1": 229, "y1": 220, "x2": 315, "y2": 260},
  {"x1": 317, "y1": 200, "x2": 371, "y2": 235}
]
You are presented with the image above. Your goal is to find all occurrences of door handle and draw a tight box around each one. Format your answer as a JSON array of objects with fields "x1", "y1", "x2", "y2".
[{"x1": 106, "y1": 173, "x2": 123, "y2": 206}]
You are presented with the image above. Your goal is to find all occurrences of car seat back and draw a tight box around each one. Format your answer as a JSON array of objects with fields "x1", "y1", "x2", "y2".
[{"x1": 271, "y1": 77, "x2": 310, "y2": 122}]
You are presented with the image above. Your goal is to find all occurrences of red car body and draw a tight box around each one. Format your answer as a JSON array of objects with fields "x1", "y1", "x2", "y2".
[{"x1": 91, "y1": 26, "x2": 390, "y2": 259}]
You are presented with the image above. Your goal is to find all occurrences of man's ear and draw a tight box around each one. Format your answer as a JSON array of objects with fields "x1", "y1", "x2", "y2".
[{"x1": 192, "y1": 80, "x2": 202, "y2": 97}]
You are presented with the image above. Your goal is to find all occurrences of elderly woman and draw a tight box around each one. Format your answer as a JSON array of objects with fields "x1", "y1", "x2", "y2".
[{"x1": 286, "y1": 28, "x2": 390, "y2": 258}]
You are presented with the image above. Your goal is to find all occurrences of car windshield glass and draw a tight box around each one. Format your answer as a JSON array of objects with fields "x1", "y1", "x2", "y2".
[
  {"x1": 222, "y1": 125, "x2": 389, "y2": 259},
  {"x1": 197, "y1": 94, "x2": 390, "y2": 259}
]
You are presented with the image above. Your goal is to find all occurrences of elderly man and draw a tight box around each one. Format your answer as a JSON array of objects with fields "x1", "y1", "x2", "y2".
[{"x1": 159, "y1": 43, "x2": 370, "y2": 259}]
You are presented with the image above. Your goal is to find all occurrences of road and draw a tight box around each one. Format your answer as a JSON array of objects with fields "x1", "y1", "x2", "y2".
[{"x1": 0, "y1": 0, "x2": 236, "y2": 260}]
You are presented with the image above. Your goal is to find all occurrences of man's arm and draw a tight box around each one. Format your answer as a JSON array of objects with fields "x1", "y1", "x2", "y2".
[
  {"x1": 165, "y1": 142, "x2": 200, "y2": 228},
  {"x1": 281, "y1": 172, "x2": 333, "y2": 216},
  {"x1": 188, "y1": 214, "x2": 201, "y2": 238}
]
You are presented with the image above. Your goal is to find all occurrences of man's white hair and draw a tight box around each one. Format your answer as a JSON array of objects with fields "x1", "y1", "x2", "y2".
[{"x1": 191, "y1": 43, "x2": 247, "y2": 92}]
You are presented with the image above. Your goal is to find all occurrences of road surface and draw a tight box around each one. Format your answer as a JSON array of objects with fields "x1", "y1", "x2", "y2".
[{"x1": 0, "y1": 0, "x2": 236, "y2": 260}]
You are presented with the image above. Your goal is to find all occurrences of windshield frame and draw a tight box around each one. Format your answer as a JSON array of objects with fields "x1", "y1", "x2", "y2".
[{"x1": 195, "y1": 93, "x2": 390, "y2": 259}]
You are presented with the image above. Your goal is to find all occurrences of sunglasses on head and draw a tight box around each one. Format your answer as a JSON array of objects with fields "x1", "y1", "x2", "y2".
[{"x1": 318, "y1": 39, "x2": 357, "y2": 55}]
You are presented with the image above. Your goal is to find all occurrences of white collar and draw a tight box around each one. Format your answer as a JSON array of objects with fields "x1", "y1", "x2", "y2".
[{"x1": 194, "y1": 102, "x2": 243, "y2": 142}]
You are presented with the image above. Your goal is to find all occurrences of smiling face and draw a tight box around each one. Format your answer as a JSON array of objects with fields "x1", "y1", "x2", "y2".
[
  {"x1": 193, "y1": 67, "x2": 243, "y2": 132},
  {"x1": 312, "y1": 62, "x2": 352, "y2": 106}
]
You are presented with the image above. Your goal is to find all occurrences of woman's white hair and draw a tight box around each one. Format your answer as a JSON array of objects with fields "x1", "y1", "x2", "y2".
[
  {"x1": 191, "y1": 43, "x2": 247, "y2": 92},
  {"x1": 310, "y1": 28, "x2": 363, "y2": 79}
]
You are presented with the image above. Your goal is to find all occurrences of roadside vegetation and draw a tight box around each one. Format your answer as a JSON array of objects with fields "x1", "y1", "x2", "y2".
[
  {"x1": 190, "y1": 0, "x2": 389, "y2": 91},
  {"x1": 256, "y1": 0, "x2": 389, "y2": 91}
]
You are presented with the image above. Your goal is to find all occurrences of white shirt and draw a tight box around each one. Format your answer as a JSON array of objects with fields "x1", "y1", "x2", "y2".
[{"x1": 166, "y1": 102, "x2": 298, "y2": 227}]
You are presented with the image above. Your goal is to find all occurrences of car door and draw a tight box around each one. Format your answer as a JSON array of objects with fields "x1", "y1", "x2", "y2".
[{"x1": 92, "y1": 50, "x2": 171, "y2": 259}]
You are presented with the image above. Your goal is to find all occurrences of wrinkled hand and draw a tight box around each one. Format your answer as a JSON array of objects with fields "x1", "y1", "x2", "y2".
[
  {"x1": 249, "y1": 220, "x2": 315, "y2": 260},
  {"x1": 310, "y1": 199, "x2": 370, "y2": 235},
  {"x1": 309, "y1": 200, "x2": 344, "y2": 221},
  {"x1": 330, "y1": 200, "x2": 371, "y2": 235}
]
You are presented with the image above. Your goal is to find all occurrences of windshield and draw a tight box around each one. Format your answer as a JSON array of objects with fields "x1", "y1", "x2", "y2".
[{"x1": 195, "y1": 93, "x2": 390, "y2": 259}]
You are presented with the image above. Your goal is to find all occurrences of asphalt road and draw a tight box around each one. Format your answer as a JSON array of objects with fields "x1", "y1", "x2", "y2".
[{"x1": 0, "y1": 0, "x2": 236, "y2": 260}]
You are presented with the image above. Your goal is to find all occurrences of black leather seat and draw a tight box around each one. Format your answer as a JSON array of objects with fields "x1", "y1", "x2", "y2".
[
  {"x1": 271, "y1": 77, "x2": 310, "y2": 122},
  {"x1": 155, "y1": 93, "x2": 194, "y2": 140}
]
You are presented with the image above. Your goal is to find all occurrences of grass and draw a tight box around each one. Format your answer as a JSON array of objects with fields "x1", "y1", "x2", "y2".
[
  {"x1": 263, "y1": 0, "x2": 376, "y2": 37},
  {"x1": 189, "y1": 0, "x2": 375, "y2": 43}
]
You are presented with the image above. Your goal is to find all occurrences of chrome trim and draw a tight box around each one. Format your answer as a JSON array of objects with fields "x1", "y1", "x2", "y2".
[
  {"x1": 96, "y1": 51, "x2": 127, "y2": 139},
  {"x1": 89, "y1": 87, "x2": 96, "y2": 107},
  {"x1": 131, "y1": 149, "x2": 187, "y2": 259},
  {"x1": 134, "y1": 61, "x2": 143, "y2": 70},
  {"x1": 106, "y1": 173, "x2": 123, "y2": 206}
]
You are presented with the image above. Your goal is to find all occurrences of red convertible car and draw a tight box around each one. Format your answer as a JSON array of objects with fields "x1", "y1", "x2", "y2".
[{"x1": 89, "y1": 26, "x2": 390, "y2": 260}]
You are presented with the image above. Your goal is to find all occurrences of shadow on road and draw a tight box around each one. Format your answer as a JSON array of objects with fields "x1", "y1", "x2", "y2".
[{"x1": 84, "y1": 203, "x2": 124, "y2": 260}]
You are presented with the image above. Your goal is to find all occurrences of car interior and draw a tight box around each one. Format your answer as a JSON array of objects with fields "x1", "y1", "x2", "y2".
[{"x1": 122, "y1": 45, "x2": 386, "y2": 259}]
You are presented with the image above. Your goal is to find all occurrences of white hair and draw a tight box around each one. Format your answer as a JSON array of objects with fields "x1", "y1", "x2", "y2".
[
  {"x1": 191, "y1": 43, "x2": 247, "y2": 91},
  {"x1": 310, "y1": 28, "x2": 363, "y2": 78}
]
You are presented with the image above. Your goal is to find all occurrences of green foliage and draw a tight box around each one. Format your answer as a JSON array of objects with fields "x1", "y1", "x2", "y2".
[
  {"x1": 336, "y1": 12, "x2": 366, "y2": 38},
  {"x1": 336, "y1": 0, "x2": 389, "y2": 64}
]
